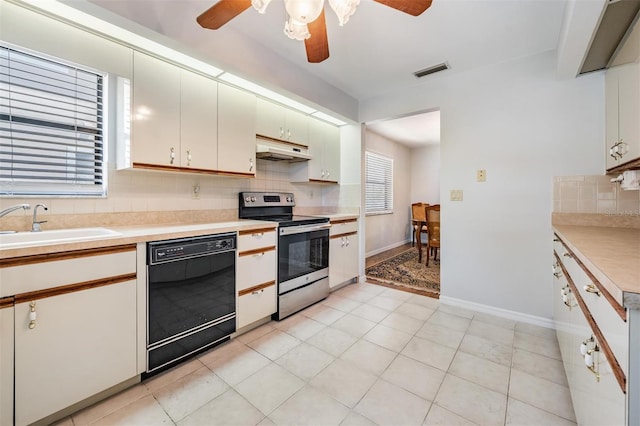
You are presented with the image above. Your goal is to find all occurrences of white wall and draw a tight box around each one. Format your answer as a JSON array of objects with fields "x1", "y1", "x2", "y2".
[
  {"x1": 364, "y1": 131, "x2": 413, "y2": 257},
  {"x1": 360, "y1": 50, "x2": 604, "y2": 319},
  {"x1": 410, "y1": 145, "x2": 441, "y2": 204}
]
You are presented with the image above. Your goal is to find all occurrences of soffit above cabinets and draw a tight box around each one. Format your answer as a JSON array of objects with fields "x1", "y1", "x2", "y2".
[{"x1": 581, "y1": 0, "x2": 640, "y2": 74}]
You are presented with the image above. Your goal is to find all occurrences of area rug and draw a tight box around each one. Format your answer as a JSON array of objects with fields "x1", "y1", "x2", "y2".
[{"x1": 365, "y1": 249, "x2": 440, "y2": 298}]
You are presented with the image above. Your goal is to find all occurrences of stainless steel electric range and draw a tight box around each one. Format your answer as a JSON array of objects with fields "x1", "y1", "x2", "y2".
[{"x1": 239, "y1": 192, "x2": 330, "y2": 320}]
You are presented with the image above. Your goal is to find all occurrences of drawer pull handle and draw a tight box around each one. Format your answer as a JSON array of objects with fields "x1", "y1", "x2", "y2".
[
  {"x1": 585, "y1": 347, "x2": 601, "y2": 382},
  {"x1": 29, "y1": 301, "x2": 37, "y2": 329},
  {"x1": 563, "y1": 253, "x2": 572, "y2": 258},
  {"x1": 252, "y1": 289, "x2": 265, "y2": 295},
  {"x1": 580, "y1": 336, "x2": 594, "y2": 355},
  {"x1": 252, "y1": 233, "x2": 264, "y2": 237},
  {"x1": 254, "y1": 252, "x2": 265, "y2": 257},
  {"x1": 553, "y1": 238, "x2": 559, "y2": 242},
  {"x1": 584, "y1": 284, "x2": 601, "y2": 297},
  {"x1": 553, "y1": 271, "x2": 562, "y2": 278}
]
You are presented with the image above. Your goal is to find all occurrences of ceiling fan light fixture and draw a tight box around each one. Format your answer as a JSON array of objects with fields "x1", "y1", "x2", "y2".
[
  {"x1": 284, "y1": 0, "x2": 325, "y2": 23},
  {"x1": 328, "y1": 0, "x2": 359, "y2": 26},
  {"x1": 284, "y1": 16, "x2": 311, "y2": 40},
  {"x1": 251, "y1": 0, "x2": 272, "y2": 14}
]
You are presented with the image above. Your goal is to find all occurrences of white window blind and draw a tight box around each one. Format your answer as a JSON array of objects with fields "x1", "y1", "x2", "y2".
[
  {"x1": 0, "y1": 44, "x2": 106, "y2": 197},
  {"x1": 365, "y1": 151, "x2": 393, "y2": 214}
]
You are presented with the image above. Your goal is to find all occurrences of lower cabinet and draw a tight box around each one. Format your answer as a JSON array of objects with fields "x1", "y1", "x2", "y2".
[
  {"x1": 236, "y1": 228, "x2": 277, "y2": 328},
  {"x1": 329, "y1": 218, "x2": 359, "y2": 289},
  {"x1": 0, "y1": 245, "x2": 138, "y2": 426},
  {"x1": 553, "y1": 236, "x2": 627, "y2": 426}
]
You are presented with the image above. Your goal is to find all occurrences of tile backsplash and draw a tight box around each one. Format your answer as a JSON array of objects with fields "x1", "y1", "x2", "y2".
[{"x1": 553, "y1": 175, "x2": 640, "y2": 215}]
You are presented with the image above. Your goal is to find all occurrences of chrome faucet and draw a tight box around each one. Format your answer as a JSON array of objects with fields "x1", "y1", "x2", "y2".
[
  {"x1": 0, "y1": 204, "x2": 31, "y2": 218},
  {"x1": 31, "y1": 204, "x2": 48, "y2": 232}
]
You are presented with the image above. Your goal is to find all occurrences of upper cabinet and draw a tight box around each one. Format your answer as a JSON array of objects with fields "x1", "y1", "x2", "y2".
[
  {"x1": 256, "y1": 98, "x2": 308, "y2": 145},
  {"x1": 605, "y1": 63, "x2": 640, "y2": 171},
  {"x1": 218, "y1": 84, "x2": 257, "y2": 176},
  {"x1": 291, "y1": 117, "x2": 341, "y2": 183}
]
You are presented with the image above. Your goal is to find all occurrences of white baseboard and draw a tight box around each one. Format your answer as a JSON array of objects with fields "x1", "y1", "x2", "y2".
[
  {"x1": 365, "y1": 240, "x2": 411, "y2": 258},
  {"x1": 439, "y1": 296, "x2": 555, "y2": 329}
]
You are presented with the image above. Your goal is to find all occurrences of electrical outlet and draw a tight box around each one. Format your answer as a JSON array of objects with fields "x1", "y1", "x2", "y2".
[
  {"x1": 477, "y1": 169, "x2": 486, "y2": 182},
  {"x1": 192, "y1": 184, "x2": 201, "y2": 199},
  {"x1": 450, "y1": 189, "x2": 463, "y2": 201}
]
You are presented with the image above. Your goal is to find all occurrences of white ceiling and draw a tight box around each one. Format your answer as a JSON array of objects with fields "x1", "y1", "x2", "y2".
[{"x1": 81, "y1": 0, "x2": 568, "y2": 147}]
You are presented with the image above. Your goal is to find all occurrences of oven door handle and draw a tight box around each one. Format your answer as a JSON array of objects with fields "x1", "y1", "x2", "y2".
[{"x1": 279, "y1": 223, "x2": 331, "y2": 235}]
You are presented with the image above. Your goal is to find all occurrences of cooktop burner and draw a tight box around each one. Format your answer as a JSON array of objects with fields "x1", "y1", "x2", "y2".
[{"x1": 238, "y1": 192, "x2": 329, "y2": 227}]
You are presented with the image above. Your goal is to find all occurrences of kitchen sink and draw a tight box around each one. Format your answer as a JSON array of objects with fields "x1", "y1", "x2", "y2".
[{"x1": 0, "y1": 227, "x2": 122, "y2": 248}]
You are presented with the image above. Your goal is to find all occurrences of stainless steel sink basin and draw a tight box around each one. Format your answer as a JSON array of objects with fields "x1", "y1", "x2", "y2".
[{"x1": 0, "y1": 227, "x2": 122, "y2": 248}]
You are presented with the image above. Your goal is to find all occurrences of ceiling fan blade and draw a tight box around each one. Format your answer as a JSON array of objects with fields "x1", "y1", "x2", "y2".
[
  {"x1": 305, "y1": 9, "x2": 329, "y2": 63},
  {"x1": 373, "y1": 0, "x2": 433, "y2": 16},
  {"x1": 197, "y1": 0, "x2": 252, "y2": 30}
]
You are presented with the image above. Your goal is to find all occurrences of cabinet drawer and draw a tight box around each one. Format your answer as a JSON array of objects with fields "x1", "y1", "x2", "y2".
[
  {"x1": 237, "y1": 283, "x2": 276, "y2": 329},
  {"x1": 238, "y1": 228, "x2": 276, "y2": 252},
  {"x1": 237, "y1": 248, "x2": 276, "y2": 291},
  {"x1": 0, "y1": 246, "x2": 136, "y2": 297},
  {"x1": 330, "y1": 219, "x2": 357, "y2": 236}
]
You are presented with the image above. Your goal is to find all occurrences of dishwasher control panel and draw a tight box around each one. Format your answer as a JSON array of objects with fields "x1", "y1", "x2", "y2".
[{"x1": 148, "y1": 233, "x2": 236, "y2": 265}]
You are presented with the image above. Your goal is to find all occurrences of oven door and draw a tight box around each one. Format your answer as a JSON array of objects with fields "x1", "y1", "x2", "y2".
[{"x1": 278, "y1": 223, "x2": 330, "y2": 293}]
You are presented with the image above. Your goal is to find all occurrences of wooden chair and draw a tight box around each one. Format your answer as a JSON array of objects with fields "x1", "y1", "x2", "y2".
[
  {"x1": 411, "y1": 203, "x2": 429, "y2": 261},
  {"x1": 425, "y1": 204, "x2": 440, "y2": 266}
]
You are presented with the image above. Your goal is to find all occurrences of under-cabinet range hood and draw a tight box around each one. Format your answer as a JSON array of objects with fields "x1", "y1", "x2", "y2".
[{"x1": 256, "y1": 138, "x2": 312, "y2": 162}]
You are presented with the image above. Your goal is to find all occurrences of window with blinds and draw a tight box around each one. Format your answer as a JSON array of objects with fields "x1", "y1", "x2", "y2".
[
  {"x1": 0, "y1": 44, "x2": 106, "y2": 197},
  {"x1": 365, "y1": 151, "x2": 393, "y2": 214}
]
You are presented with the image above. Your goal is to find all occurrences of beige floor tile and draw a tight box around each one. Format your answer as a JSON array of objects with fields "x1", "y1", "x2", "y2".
[
  {"x1": 436, "y1": 304, "x2": 475, "y2": 319},
  {"x1": 307, "y1": 326, "x2": 358, "y2": 357},
  {"x1": 364, "y1": 323, "x2": 413, "y2": 352},
  {"x1": 427, "y1": 311, "x2": 471, "y2": 332},
  {"x1": 336, "y1": 287, "x2": 378, "y2": 303},
  {"x1": 350, "y1": 303, "x2": 391, "y2": 322},
  {"x1": 458, "y1": 334, "x2": 513, "y2": 367},
  {"x1": 247, "y1": 329, "x2": 302, "y2": 360},
  {"x1": 302, "y1": 304, "x2": 348, "y2": 325},
  {"x1": 512, "y1": 348, "x2": 568, "y2": 386},
  {"x1": 72, "y1": 384, "x2": 150, "y2": 425},
  {"x1": 275, "y1": 342, "x2": 335, "y2": 380},
  {"x1": 514, "y1": 332, "x2": 562, "y2": 360},
  {"x1": 268, "y1": 385, "x2": 350, "y2": 425},
  {"x1": 380, "y1": 311, "x2": 424, "y2": 334},
  {"x1": 472, "y1": 312, "x2": 517, "y2": 330},
  {"x1": 506, "y1": 398, "x2": 577, "y2": 426},
  {"x1": 235, "y1": 363, "x2": 304, "y2": 415},
  {"x1": 178, "y1": 389, "x2": 265, "y2": 426},
  {"x1": 90, "y1": 394, "x2": 173, "y2": 426},
  {"x1": 322, "y1": 294, "x2": 363, "y2": 313},
  {"x1": 203, "y1": 344, "x2": 271, "y2": 386},
  {"x1": 415, "y1": 322, "x2": 465, "y2": 349},
  {"x1": 423, "y1": 404, "x2": 478, "y2": 425},
  {"x1": 354, "y1": 379, "x2": 431, "y2": 426},
  {"x1": 258, "y1": 417, "x2": 277, "y2": 426},
  {"x1": 340, "y1": 339, "x2": 397, "y2": 375},
  {"x1": 514, "y1": 322, "x2": 557, "y2": 340},
  {"x1": 408, "y1": 294, "x2": 440, "y2": 310},
  {"x1": 368, "y1": 295, "x2": 405, "y2": 311},
  {"x1": 448, "y1": 351, "x2": 511, "y2": 395},
  {"x1": 382, "y1": 354, "x2": 446, "y2": 401},
  {"x1": 197, "y1": 338, "x2": 245, "y2": 366},
  {"x1": 153, "y1": 366, "x2": 229, "y2": 422},
  {"x1": 235, "y1": 323, "x2": 277, "y2": 344},
  {"x1": 380, "y1": 287, "x2": 414, "y2": 301},
  {"x1": 143, "y1": 358, "x2": 205, "y2": 393},
  {"x1": 434, "y1": 374, "x2": 507, "y2": 426},
  {"x1": 509, "y1": 369, "x2": 576, "y2": 421},
  {"x1": 395, "y1": 302, "x2": 436, "y2": 321},
  {"x1": 331, "y1": 313, "x2": 377, "y2": 338},
  {"x1": 401, "y1": 336, "x2": 457, "y2": 371},
  {"x1": 340, "y1": 411, "x2": 377, "y2": 425},
  {"x1": 466, "y1": 320, "x2": 515, "y2": 347},
  {"x1": 272, "y1": 314, "x2": 326, "y2": 341},
  {"x1": 310, "y1": 359, "x2": 378, "y2": 408}
]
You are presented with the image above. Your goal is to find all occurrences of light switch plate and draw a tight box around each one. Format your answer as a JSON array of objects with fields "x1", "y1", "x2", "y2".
[
  {"x1": 450, "y1": 189, "x2": 463, "y2": 201},
  {"x1": 477, "y1": 169, "x2": 486, "y2": 182}
]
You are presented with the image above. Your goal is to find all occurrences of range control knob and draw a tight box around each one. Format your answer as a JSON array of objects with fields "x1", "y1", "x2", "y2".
[
  {"x1": 251, "y1": 197, "x2": 256, "y2": 202},
  {"x1": 245, "y1": 196, "x2": 251, "y2": 203},
  {"x1": 286, "y1": 196, "x2": 293, "y2": 202}
]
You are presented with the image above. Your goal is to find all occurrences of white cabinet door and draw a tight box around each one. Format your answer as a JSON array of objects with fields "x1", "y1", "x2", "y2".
[
  {"x1": 322, "y1": 123, "x2": 341, "y2": 183},
  {"x1": 180, "y1": 71, "x2": 218, "y2": 170},
  {"x1": 256, "y1": 98, "x2": 286, "y2": 140},
  {"x1": 0, "y1": 303, "x2": 13, "y2": 426},
  {"x1": 238, "y1": 284, "x2": 277, "y2": 329},
  {"x1": 343, "y1": 234, "x2": 358, "y2": 285},
  {"x1": 605, "y1": 68, "x2": 620, "y2": 170},
  {"x1": 14, "y1": 280, "x2": 137, "y2": 426},
  {"x1": 132, "y1": 51, "x2": 181, "y2": 167},
  {"x1": 329, "y1": 236, "x2": 345, "y2": 289},
  {"x1": 218, "y1": 84, "x2": 256, "y2": 176},
  {"x1": 307, "y1": 117, "x2": 326, "y2": 180},
  {"x1": 291, "y1": 117, "x2": 340, "y2": 183},
  {"x1": 284, "y1": 108, "x2": 309, "y2": 145},
  {"x1": 605, "y1": 63, "x2": 640, "y2": 170}
]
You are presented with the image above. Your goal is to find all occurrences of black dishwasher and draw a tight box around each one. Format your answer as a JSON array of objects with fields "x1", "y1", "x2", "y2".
[{"x1": 146, "y1": 233, "x2": 236, "y2": 375}]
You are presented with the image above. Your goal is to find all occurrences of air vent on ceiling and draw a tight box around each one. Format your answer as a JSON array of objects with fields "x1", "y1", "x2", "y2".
[
  {"x1": 413, "y1": 63, "x2": 449, "y2": 78},
  {"x1": 580, "y1": 0, "x2": 640, "y2": 74}
]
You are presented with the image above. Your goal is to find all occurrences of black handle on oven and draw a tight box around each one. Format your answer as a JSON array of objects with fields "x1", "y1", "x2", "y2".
[{"x1": 279, "y1": 223, "x2": 331, "y2": 236}]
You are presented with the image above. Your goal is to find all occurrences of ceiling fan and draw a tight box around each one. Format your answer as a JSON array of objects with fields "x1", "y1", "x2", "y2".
[{"x1": 197, "y1": 0, "x2": 433, "y2": 63}]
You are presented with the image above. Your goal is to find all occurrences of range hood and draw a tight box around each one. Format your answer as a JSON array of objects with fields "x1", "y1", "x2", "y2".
[{"x1": 256, "y1": 138, "x2": 312, "y2": 162}]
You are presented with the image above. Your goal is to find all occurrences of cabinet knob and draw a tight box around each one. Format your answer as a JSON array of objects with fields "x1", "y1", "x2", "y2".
[
  {"x1": 186, "y1": 149, "x2": 192, "y2": 166},
  {"x1": 29, "y1": 301, "x2": 37, "y2": 329},
  {"x1": 249, "y1": 158, "x2": 254, "y2": 172},
  {"x1": 170, "y1": 147, "x2": 176, "y2": 164}
]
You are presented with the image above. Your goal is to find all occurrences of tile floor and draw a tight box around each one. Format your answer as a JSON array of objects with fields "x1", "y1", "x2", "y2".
[{"x1": 57, "y1": 281, "x2": 576, "y2": 426}]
